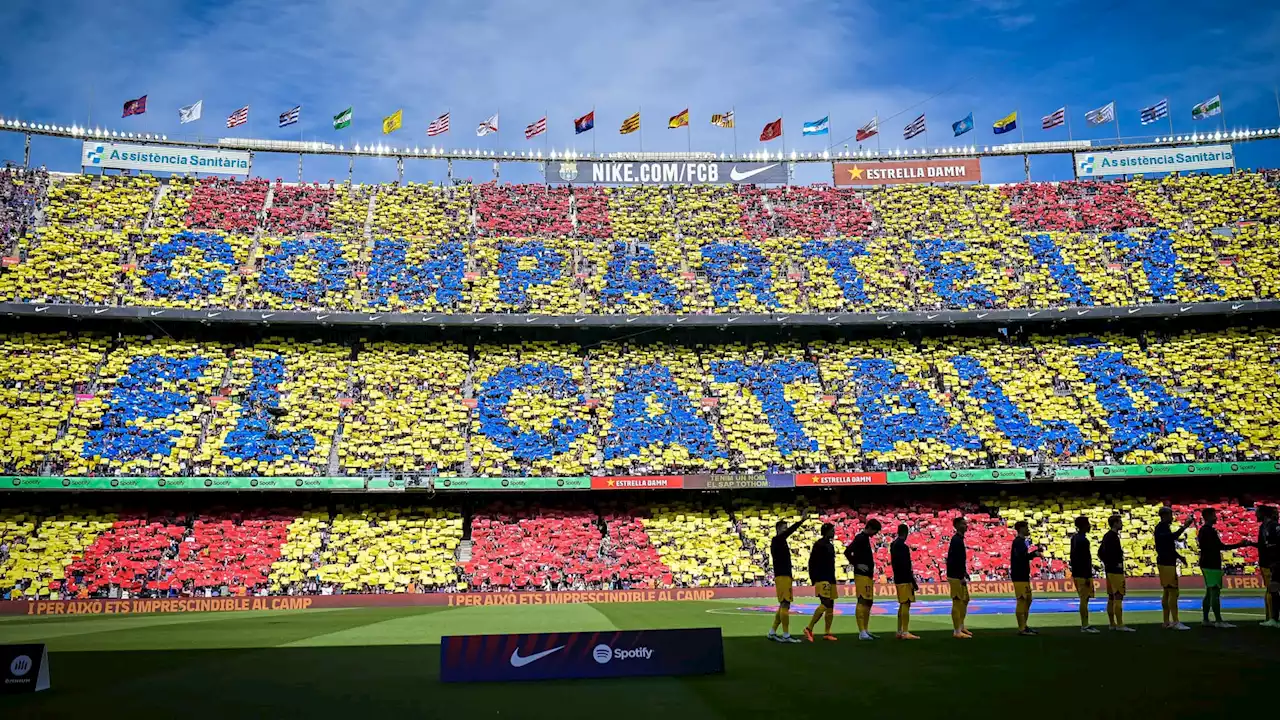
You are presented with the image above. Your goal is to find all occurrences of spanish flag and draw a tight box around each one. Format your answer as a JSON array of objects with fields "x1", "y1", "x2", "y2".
[
  {"x1": 382, "y1": 109, "x2": 403, "y2": 134},
  {"x1": 620, "y1": 111, "x2": 641, "y2": 135},
  {"x1": 668, "y1": 109, "x2": 690, "y2": 129},
  {"x1": 992, "y1": 111, "x2": 1018, "y2": 135}
]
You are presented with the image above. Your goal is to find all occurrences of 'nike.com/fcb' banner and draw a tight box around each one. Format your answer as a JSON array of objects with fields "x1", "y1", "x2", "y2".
[
  {"x1": 440, "y1": 628, "x2": 725, "y2": 682},
  {"x1": 544, "y1": 160, "x2": 788, "y2": 185}
]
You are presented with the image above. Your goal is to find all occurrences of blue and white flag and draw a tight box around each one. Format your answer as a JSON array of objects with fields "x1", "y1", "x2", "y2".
[
  {"x1": 802, "y1": 116, "x2": 829, "y2": 136},
  {"x1": 1085, "y1": 102, "x2": 1115, "y2": 126},
  {"x1": 179, "y1": 100, "x2": 202, "y2": 124},
  {"x1": 952, "y1": 112, "x2": 974, "y2": 137},
  {"x1": 279, "y1": 105, "x2": 301, "y2": 127},
  {"x1": 1141, "y1": 99, "x2": 1169, "y2": 125}
]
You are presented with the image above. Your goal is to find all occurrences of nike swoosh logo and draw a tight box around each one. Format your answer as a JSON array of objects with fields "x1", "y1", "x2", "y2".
[
  {"x1": 1026, "y1": 311, "x2": 1040, "y2": 317},
  {"x1": 35, "y1": 306, "x2": 48, "y2": 313},
  {"x1": 1231, "y1": 303, "x2": 1244, "y2": 310},
  {"x1": 422, "y1": 316, "x2": 435, "y2": 322},
  {"x1": 526, "y1": 317, "x2": 537, "y2": 323},
  {"x1": 149, "y1": 310, "x2": 164, "y2": 316},
  {"x1": 261, "y1": 313, "x2": 275, "y2": 319},
  {"x1": 729, "y1": 163, "x2": 779, "y2": 182},
  {"x1": 206, "y1": 311, "x2": 221, "y2": 318},
  {"x1": 676, "y1": 317, "x2": 688, "y2": 323},
  {"x1": 776, "y1": 315, "x2": 789, "y2": 322},
  {"x1": 1180, "y1": 305, "x2": 1192, "y2": 312},
  {"x1": 94, "y1": 308, "x2": 108, "y2": 314},
  {"x1": 826, "y1": 316, "x2": 840, "y2": 321},
  {"x1": 927, "y1": 314, "x2": 939, "y2": 319},
  {"x1": 575, "y1": 318, "x2": 586, "y2": 323},
  {"x1": 626, "y1": 317, "x2": 638, "y2": 323},
  {"x1": 727, "y1": 317, "x2": 738, "y2": 323},
  {"x1": 316, "y1": 314, "x2": 329, "y2": 320},
  {"x1": 369, "y1": 315, "x2": 382, "y2": 321},
  {"x1": 510, "y1": 645, "x2": 564, "y2": 668},
  {"x1": 1127, "y1": 308, "x2": 1140, "y2": 314},
  {"x1": 1076, "y1": 309, "x2": 1088, "y2": 315},
  {"x1": 976, "y1": 313, "x2": 988, "y2": 319}
]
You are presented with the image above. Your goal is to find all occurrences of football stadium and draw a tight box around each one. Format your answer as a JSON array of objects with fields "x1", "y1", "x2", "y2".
[{"x1": 4, "y1": 2, "x2": 1280, "y2": 717}]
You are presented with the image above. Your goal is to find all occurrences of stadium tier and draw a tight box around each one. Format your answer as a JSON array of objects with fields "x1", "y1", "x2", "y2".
[
  {"x1": 1, "y1": 490, "x2": 1271, "y2": 599},
  {"x1": 0, "y1": 329, "x2": 1278, "y2": 477},
  {"x1": 1, "y1": 169, "x2": 1280, "y2": 313}
]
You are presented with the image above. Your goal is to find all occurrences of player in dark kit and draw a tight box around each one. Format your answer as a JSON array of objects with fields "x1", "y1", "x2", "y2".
[
  {"x1": 844, "y1": 518, "x2": 881, "y2": 641},
  {"x1": 1154, "y1": 507, "x2": 1193, "y2": 630},
  {"x1": 1198, "y1": 507, "x2": 1248, "y2": 628},
  {"x1": 1256, "y1": 506, "x2": 1280, "y2": 627},
  {"x1": 1070, "y1": 516, "x2": 1099, "y2": 633},
  {"x1": 1097, "y1": 514, "x2": 1135, "y2": 632},
  {"x1": 891, "y1": 524, "x2": 920, "y2": 640},
  {"x1": 947, "y1": 516, "x2": 972, "y2": 639},
  {"x1": 768, "y1": 516, "x2": 806, "y2": 643},
  {"x1": 1010, "y1": 520, "x2": 1042, "y2": 636},
  {"x1": 804, "y1": 523, "x2": 839, "y2": 642}
]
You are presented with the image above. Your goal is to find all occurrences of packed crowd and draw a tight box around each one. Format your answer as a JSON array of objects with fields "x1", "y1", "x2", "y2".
[
  {"x1": 0, "y1": 489, "x2": 1270, "y2": 599},
  {"x1": 1, "y1": 173, "x2": 1277, "y2": 313},
  {"x1": 2, "y1": 328, "x2": 1278, "y2": 477}
]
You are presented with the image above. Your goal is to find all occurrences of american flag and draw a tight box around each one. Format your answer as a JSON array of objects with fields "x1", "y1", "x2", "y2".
[
  {"x1": 525, "y1": 116, "x2": 547, "y2": 139},
  {"x1": 1042, "y1": 107, "x2": 1066, "y2": 130},
  {"x1": 278, "y1": 106, "x2": 300, "y2": 128},
  {"x1": 427, "y1": 112, "x2": 451, "y2": 137},
  {"x1": 1141, "y1": 99, "x2": 1169, "y2": 125},
  {"x1": 903, "y1": 113, "x2": 926, "y2": 140},
  {"x1": 227, "y1": 106, "x2": 249, "y2": 128}
]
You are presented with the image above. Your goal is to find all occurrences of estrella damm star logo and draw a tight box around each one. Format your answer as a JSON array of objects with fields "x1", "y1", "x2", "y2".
[
  {"x1": 846, "y1": 165, "x2": 864, "y2": 180},
  {"x1": 607, "y1": 478, "x2": 616, "y2": 487}
]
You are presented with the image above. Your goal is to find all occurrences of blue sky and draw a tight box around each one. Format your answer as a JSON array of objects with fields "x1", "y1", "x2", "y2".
[{"x1": 2, "y1": 0, "x2": 1279, "y2": 185}]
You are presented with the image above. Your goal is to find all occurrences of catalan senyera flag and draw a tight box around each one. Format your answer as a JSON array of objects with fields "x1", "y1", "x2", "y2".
[
  {"x1": 382, "y1": 109, "x2": 403, "y2": 134},
  {"x1": 711, "y1": 111, "x2": 734, "y2": 128},
  {"x1": 620, "y1": 111, "x2": 641, "y2": 135},
  {"x1": 668, "y1": 109, "x2": 690, "y2": 129}
]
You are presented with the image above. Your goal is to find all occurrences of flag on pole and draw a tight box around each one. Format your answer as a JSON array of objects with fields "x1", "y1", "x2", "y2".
[
  {"x1": 333, "y1": 107, "x2": 352, "y2": 130},
  {"x1": 1042, "y1": 107, "x2": 1065, "y2": 129},
  {"x1": 178, "y1": 100, "x2": 202, "y2": 124},
  {"x1": 525, "y1": 116, "x2": 547, "y2": 139},
  {"x1": 382, "y1": 109, "x2": 403, "y2": 134},
  {"x1": 620, "y1": 112, "x2": 641, "y2": 135},
  {"x1": 760, "y1": 118, "x2": 783, "y2": 142},
  {"x1": 668, "y1": 109, "x2": 690, "y2": 129},
  {"x1": 1192, "y1": 95, "x2": 1222, "y2": 120},
  {"x1": 992, "y1": 111, "x2": 1017, "y2": 135},
  {"x1": 476, "y1": 113, "x2": 498, "y2": 136},
  {"x1": 227, "y1": 106, "x2": 249, "y2": 128},
  {"x1": 122, "y1": 95, "x2": 147, "y2": 118},
  {"x1": 1085, "y1": 102, "x2": 1115, "y2": 125},
  {"x1": 903, "y1": 114, "x2": 926, "y2": 140},
  {"x1": 802, "y1": 116, "x2": 830, "y2": 136},
  {"x1": 279, "y1": 106, "x2": 301, "y2": 128},
  {"x1": 1140, "y1": 99, "x2": 1169, "y2": 125},
  {"x1": 711, "y1": 111, "x2": 735, "y2": 128},
  {"x1": 953, "y1": 112, "x2": 974, "y2": 137},
  {"x1": 855, "y1": 117, "x2": 878, "y2": 141},
  {"x1": 575, "y1": 111, "x2": 595, "y2": 134},
  {"x1": 427, "y1": 112, "x2": 450, "y2": 136}
]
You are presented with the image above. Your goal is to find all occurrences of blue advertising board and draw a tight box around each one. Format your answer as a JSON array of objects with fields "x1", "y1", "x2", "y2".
[{"x1": 440, "y1": 628, "x2": 724, "y2": 683}]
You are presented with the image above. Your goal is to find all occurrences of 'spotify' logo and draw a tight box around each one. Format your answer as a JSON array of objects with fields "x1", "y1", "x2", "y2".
[
  {"x1": 592, "y1": 644, "x2": 613, "y2": 664},
  {"x1": 86, "y1": 145, "x2": 105, "y2": 165}
]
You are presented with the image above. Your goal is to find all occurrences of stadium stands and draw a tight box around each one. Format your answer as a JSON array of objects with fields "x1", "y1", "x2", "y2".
[
  {"x1": 2, "y1": 172, "x2": 1278, "y2": 313},
  {"x1": 2, "y1": 490, "x2": 1272, "y2": 599},
  {"x1": 0, "y1": 328, "x2": 1278, "y2": 477}
]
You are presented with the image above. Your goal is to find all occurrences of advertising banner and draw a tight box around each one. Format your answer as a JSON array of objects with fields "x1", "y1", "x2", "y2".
[
  {"x1": 794, "y1": 472, "x2": 888, "y2": 487},
  {"x1": 591, "y1": 476, "x2": 684, "y2": 490},
  {"x1": 0, "y1": 644, "x2": 49, "y2": 694},
  {"x1": 544, "y1": 160, "x2": 787, "y2": 185},
  {"x1": 833, "y1": 158, "x2": 982, "y2": 186},
  {"x1": 1, "y1": 476, "x2": 366, "y2": 490},
  {"x1": 1094, "y1": 461, "x2": 1280, "y2": 478},
  {"x1": 1049, "y1": 467, "x2": 1093, "y2": 481},
  {"x1": 440, "y1": 628, "x2": 724, "y2": 683},
  {"x1": 1074, "y1": 144, "x2": 1233, "y2": 178},
  {"x1": 434, "y1": 477, "x2": 591, "y2": 491},
  {"x1": 682, "y1": 474, "x2": 794, "y2": 490},
  {"x1": 81, "y1": 141, "x2": 251, "y2": 175},
  {"x1": 890, "y1": 468, "x2": 1027, "y2": 484}
]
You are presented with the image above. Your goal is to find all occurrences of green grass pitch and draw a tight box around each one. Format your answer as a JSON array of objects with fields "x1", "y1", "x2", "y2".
[{"x1": 1, "y1": 592, "x2": 1277, "y2": 719}]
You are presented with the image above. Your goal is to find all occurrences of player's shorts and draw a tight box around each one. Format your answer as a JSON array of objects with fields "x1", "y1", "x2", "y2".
[
  {"x1": 895, "y1": 583, "x2": 916, "y2": 603},
  {"x1": 1013, "y1": 581, "x2": 1033, "y2": 601},
  {"x1": 854, "y1": 576, "x2": 874, "y2": 602},
  {"x1": 1157, "y1": 565, "x2": 1179, "y2": 590},
  {"x1": 775, "y1": 575, "x2": 793, "y2": 604},
  {"x1": 814, "y1": 581, "x2": 837, "y2": 602},
  {"x1": 1105, "y1": 573, "x2": 1126, "y2": 597},
  {"x1": 948, "y1": 578, "x2": 970, "y2": 604},
  {"x1": 1073, "y1": 577, "x2": 1095, "y2": 600},
  {"x1": 1202, "y1": 569, "x2": 1224, "y2": 589}
]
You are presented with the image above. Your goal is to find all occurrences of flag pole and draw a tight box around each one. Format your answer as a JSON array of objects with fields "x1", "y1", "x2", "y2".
[
  {"x1": 875, "y1": 111, "x2": 881, "y2": 154},
  {"x1": 1114, "y1": 101, "x2": 1122, "y2": 143},
  {"x1": 1019, "y1": 108, "x2": 1025, "y2": 143},
  {"x1": 1168, "y1": 102, "x2": 1174, "y2": 139},
  {"x1": 781, "y1": 111, "x2": 786, "y2": 158},
  {"x1": 1219, "y1": 96, "x2": 1227, "y2": 133},
  {"x1": 1066, "y1": 106, "x2": 1073, "y2": 141},
  {"x1": 590, "y1": 105, "x2": 595, "y2": 156},
  {"x1": 732, "y1": 105, "x2": 738, "y2": 157},
  {"x1": 638, "y1": 106, "x2": 643, "y2": 153},
  {"x1": 686, "y1": 107, "x2": 692, "y2": 153}
]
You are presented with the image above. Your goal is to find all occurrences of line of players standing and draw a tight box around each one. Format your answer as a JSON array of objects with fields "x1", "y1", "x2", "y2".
[{"x1": 765, "y1": 505, "x2": 1280, "y2": 643}]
